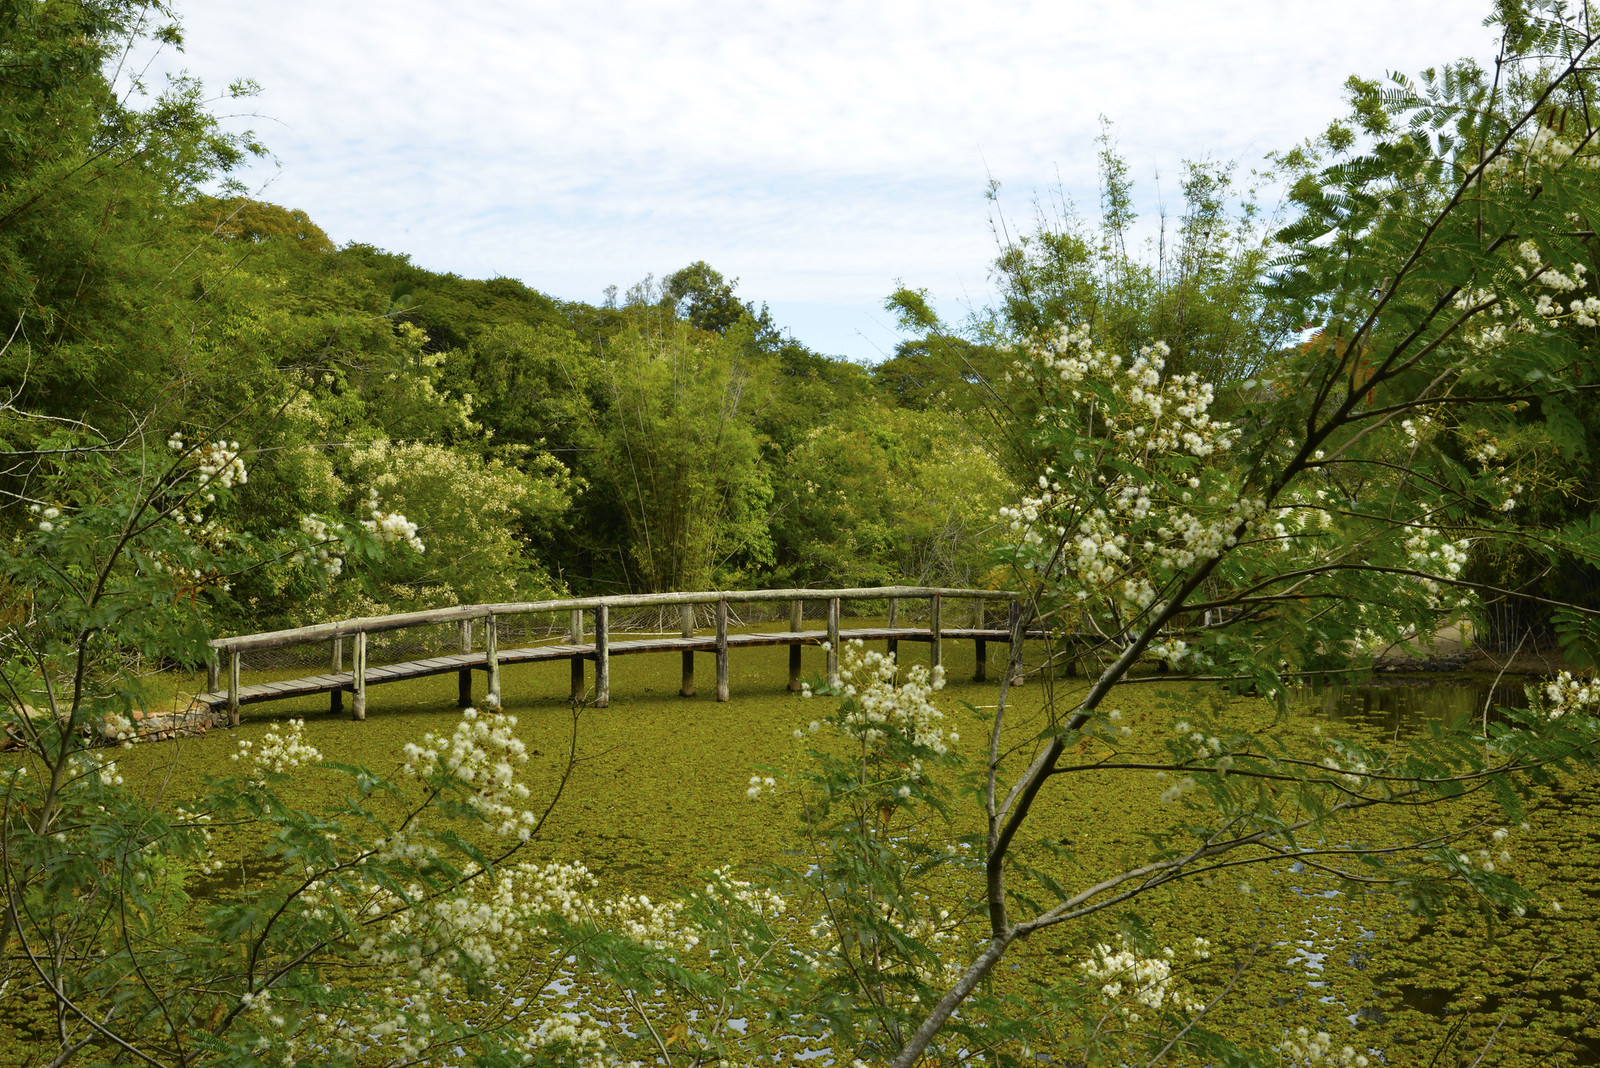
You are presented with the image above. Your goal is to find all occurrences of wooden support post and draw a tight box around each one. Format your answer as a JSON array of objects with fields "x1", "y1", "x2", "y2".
[
  {"x1": 680, "y1": 604, "x2": 696, "y2": 697},
  {"x1": 1008, "y1": 600, "x2": 1026, "y2": 686},
  {"x1": 974, "y1": 597, "x2": 987, "y2": 680},
  {"x1": 715, "y1": 596, "x2": 730, "y2": 702},
  {"x1": 352, "y1": 631, "x2": 367, "y2": 720},
  {"x1": 207, "y1": 650, "x2": 220, "y2": 693},
  {"x1": 457, "y1": 619, "x2": 473, "y2": 708},
  {"x1": 570, "y1": 609, "x2": 585, "y2": 701},
  {"x1": 331, "y1": 636, "x2": 344, "y2": 714},
  {"x1": 595, "y1": 604, "x2": 610, "y2": 708},
  {"x1": 485, "y1": 614, "x2": 500, "y2": 708},
  {"x1": 930, "y1": 592, "x2": 942, "y2": 670},
  {"x1": 788, "y1": 599, "x2": 803, "y2": 692},
  {"x1": 827, "y1": 597, "x2": 840, "y2": 687},
  {"x1": 227, "y1": 649, "x2": 241, "y2": 727},
  {"x1": 887, "y1": 596, "x2": 898, "y2": 662}
]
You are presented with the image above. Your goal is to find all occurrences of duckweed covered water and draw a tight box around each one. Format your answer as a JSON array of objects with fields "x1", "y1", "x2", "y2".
[{"x1": 7, "y1": 640, "x2": 1598, "y2": 1065}]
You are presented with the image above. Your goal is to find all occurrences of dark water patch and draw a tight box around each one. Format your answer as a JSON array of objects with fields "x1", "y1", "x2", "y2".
[{"x1": 1292, "y1": 675, "x2": 1531, "y2": 736}]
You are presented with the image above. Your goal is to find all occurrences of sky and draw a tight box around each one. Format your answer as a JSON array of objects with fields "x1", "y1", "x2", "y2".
[{"x1": 138, "y1": 1, "x2": 1499, "y2": 361}]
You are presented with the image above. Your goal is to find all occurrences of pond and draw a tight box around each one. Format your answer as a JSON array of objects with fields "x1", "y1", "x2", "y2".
[
  {"x1": 1292, "y1": 673, "x2": 1531, "y2": 736},
  {"x1": 1283, "y1": 671, "x2": 1600, "y2": 1063}
]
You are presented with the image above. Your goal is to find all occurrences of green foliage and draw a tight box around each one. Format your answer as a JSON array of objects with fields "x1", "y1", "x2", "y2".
[
  {"x1": 983, "y1": 123, "x2": 1283, "y2": 391},
  {"x1": 576, "y1": 316, "x2": 775, "y2": 591},
  {"x1": 15, "y1": 3, "x2": 1600, "y2": 1066},
  {"x1": 772, "y1": 405, "x2": 1010, "y2": 588}
]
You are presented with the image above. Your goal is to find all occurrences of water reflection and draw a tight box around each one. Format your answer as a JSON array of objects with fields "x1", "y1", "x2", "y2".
[{"x1": 1292, "y1": 675, "x2": 1530, "y2": 736}]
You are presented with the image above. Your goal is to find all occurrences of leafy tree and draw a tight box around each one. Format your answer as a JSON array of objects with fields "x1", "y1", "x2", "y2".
[
  {"x1": 982, "y1": 125, "x2": 1284, "y2": 393},
  {"x1": 772, "y1": 404, "x2": 1010, "y2": 588},
  {"x1": 662, "y1": 260, "x2": 777, "y2": 341},
  {"x1": 575, "y1": 315, "x2": 774, "y2": 591},
  {"x1": 854, "y1": 8, "x2": 1600, "y2": 1063}
]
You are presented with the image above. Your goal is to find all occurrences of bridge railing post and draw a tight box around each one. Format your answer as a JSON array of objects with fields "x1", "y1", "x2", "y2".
[
  {"x1": 1008, "y1": 600, "x2": 1026, "y2": 687},
  {"x1": 485, "y1": 613, "x2": 500, "y2": 708},
  {"x1": 715, "y1": 596, "x2": 729, "y2": 702},
  {"x1": 788, "y1": 598, "x2": 803, "y2": 692},
  {"x1": 930, "y1": 593, "x2": 942, "y2": 670},
  {"x1": 457, "y1": 619, "x2": 473, "y2": 708},
  {"x1": 595, "y1": 604, "x2": 610, "y2": 707},
  {"x1": 352, "y1": 631, "x2": 367, "y2": 720},
  {"x1": 974, "y1": 597, "x2": 987, "y2": 681},
  {"x1": 331, "y1": 636, "x2": 344, "y2": 714},
  {"x1": 887, "y1": 596, "x2": 898, "y2": 663},
  {"x1": 227, "y1": 649, "x2": 240, "y2": 727},
  {"x1": 681, "y1": 603, "x2": 696, "y2": 697},
  {"x1": 207, "y1": 649, "x2": 220, "y2": 694},
  {"x1": 827, "y1": 597, "x2": 840, "y2": 687},
  {"x1": 569, "y1": 609, "x2": 585, "y2": 701}
]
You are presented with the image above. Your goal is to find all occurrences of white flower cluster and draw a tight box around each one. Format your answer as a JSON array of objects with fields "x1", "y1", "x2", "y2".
[
  {"x1": 1278, "y1": 1027, "x2": 1370, "y2": 1067},
  {"x1": 522, "y1": 1017, "x2": 612, "y2": 1068},
  {"x1": 1454, "y1": 241, "x2": 1599, "y2": 352},
  {"x1": 191, "y1": 438, "x2": 247, "y2": 491},
  {"x1": 1541, "y1": 671, "x2": 1600, "y2": 720},
  {"x1": 296, "y1": 514, "x2": 347, "y2": 577},
  {"x1": 68, "y1": 751, "x2": 125, "y2": 787},
  {"x1": 400, "y1": 707, "x2": 539, "y2": 839},
  {"x1": 998, "y1": 326, "x2": 1280, "y2": 662},
  {"x1": 703, "y1": 865, "x2": 788, "y2": 920},
  {"x1": 232, "y1": 718, "x2": 322, "y2": 778},
  {"x1": 361, "y1": 489, "x2": 425, "y2": 553},
  {"x1": 101, "y1": 710, "x2": 136, "y2": 745},
  {"x1": 600, "y1": 891, "x2": 699, "y2": 953},
  {"x1": 1079, "y1": 935, "x2": 1210, "y2": 1018},
  {"x1": 1402, "y1": 526, "x2": 1473, "y2": 599},
  {"x1": 825, "y1": 640, "x2": 953, "y2": 754},
  {"x1": 26, "y1": 503, "x2": 68, "y2": 534},
  {"x1": 746, "y1": 773, "x2": 777, "y2": 800}
]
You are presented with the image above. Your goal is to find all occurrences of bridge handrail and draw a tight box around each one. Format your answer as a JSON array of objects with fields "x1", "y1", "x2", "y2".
[{"x1": 209, "y1": 586, "x2": 1020, "y2": 653}]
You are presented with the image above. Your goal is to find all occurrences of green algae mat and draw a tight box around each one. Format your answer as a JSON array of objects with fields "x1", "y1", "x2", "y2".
[{"x1": 8, "y1": 637, "x2": 1599, "y2": 1065}]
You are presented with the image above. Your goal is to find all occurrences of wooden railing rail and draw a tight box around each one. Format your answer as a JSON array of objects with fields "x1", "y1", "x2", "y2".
[
  {"x1": 206, "y1": 586, "x2": 1016, "y2": 653},
  {"x1": 203, "y1": 586, "x2": 1026, "y2": 725}
]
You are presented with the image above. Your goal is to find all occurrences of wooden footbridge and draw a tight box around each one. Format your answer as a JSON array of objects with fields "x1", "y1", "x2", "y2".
[{"x1": 201, "y1": 587, "x2": 1032, "y2": 723}]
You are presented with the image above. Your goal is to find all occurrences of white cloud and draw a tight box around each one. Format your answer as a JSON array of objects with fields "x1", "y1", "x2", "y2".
[{"x1": 148, "y1": 0, "x2": 1497, "y2": 358}]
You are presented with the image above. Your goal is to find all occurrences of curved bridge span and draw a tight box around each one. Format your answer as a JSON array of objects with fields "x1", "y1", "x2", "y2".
[{"x1": 200, "y1": 587, "x2": 1034, "y2": 723}]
